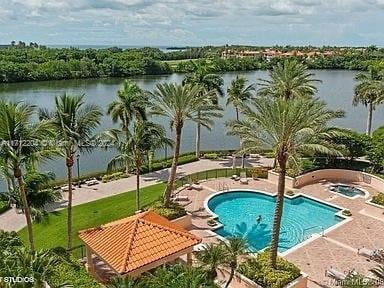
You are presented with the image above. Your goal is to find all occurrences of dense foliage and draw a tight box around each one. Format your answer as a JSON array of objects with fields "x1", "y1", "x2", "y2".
[
  {"x1": 1, "y1": 45, "x2": 384, "y2": 83},
  {"x1": 371, "y1": 192, "x2": 384, "y2": 206},
  {"x1": 238, "y1": 251, "x2": 301, "y2": 288},
  {"x1": 150, "y1": 200, "x2": 187, "y2": 220}
]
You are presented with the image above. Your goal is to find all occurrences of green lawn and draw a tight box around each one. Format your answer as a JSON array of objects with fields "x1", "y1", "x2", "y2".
[{"x1": 18, "y1": 183, "x2": 166, "y2": 249}]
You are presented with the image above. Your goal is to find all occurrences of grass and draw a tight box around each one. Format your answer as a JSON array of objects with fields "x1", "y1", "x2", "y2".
[
  {"x1": 162, "y1": 59, "x2": 198, "y2": 68},
  {"x1": 18, "y1": 183, "x2": 166, "y2": 249}
]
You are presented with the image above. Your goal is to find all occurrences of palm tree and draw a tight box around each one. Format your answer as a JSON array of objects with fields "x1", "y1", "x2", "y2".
[
  {"x1": 150, "y1": 83, "x2": 222, "y2": 207},
  {"x1": 183, "y1": 63, "x2": 224, "y2": 158},
  {"x1": 195, "y1": 243, "x2": 226, "y2": 279},
  {"x1": 227, "y1": 97, "x2": 344, "y2": 268},
  {"x1": 0, "y1": 100, "x2": 54, "y2": 250},
  {"x1": 370, "y1": 264, "x2": 384, "y2": 280},
  {"x1": 107, "y1": 80, "x2": 148, "y2": 174},
  {"x1": 258, "y1": 60, "x2": 320, "y2": 100},
  {"x1": 222, "y1": 237, "x2": 248, "y2": 288},
  {"x1": 39, "y1": 94, "x2": 102, "y2": 249},
  {"x1": 103, "y1": 121, "x2": 172, "y2": 211},
  {"x1": 353, "y1": 67, "x2": 384, "y2": 135},
  {"x1": 227, "y1": 76, "x2": 256, "y2": 121},
  {"x1": 227, "y1": 76, "x2": 256, "y2": 168}
]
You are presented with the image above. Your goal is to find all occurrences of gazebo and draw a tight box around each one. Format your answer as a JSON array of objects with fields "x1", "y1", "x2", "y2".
[{"x1": 78, "y1": 211, "x2": 201, "y2": 280}]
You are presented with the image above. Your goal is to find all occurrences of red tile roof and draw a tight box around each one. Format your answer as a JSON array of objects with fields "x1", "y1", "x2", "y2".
[{"x1": 78, "y1": 211, "x2": 200, "y2": 274}]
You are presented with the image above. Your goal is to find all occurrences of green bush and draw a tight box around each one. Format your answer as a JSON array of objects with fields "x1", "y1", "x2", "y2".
[
  {"x1": 371, "y1": 192, "x2": 384, "y2": 206},
  {"x1": 238, "y1": 251, "x2": 301, "y2": 288},
  {"x1": 150, "y1": 201, "x2": 187, "y2": 220},
  {"x1": 203, "y1": 153, "x2": 219, "y2": 160},
  {"x1": 102, "y1": 172, "x2": 125, "y2": 183},
  {"x1": 48, "y1": 254, "x2": 100, "y2": 287},
  {"x1": 0, "y1": 200, "x2": 9, "y2": 214},
  {"x1": 250, "y1": 167, "x2": 269, "y2": 179}
]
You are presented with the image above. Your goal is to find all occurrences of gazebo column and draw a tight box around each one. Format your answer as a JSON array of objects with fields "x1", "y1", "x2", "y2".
[
  {"x1": 186, "y1": 252, "x2": 192, "y2": 266},
  {"x1": 86, "y1": 246, "x2": 95, "y2": 274}
]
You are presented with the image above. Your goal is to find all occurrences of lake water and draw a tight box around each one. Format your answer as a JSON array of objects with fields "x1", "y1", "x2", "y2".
[{"x1": 0, "y1": 70, "x2": 382, "y2": 182}]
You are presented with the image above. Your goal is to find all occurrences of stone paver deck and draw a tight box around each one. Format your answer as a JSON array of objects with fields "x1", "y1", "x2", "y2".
[{"x1": 176, "y1": 178, "x2": 384, "y2": 286}]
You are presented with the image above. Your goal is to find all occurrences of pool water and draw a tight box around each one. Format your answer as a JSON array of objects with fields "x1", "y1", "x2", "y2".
[
  {"x1": 330, "y1": 184, "x2": 366, "y2": 198},
  {"x1": 207, "y1": 191, "x2": 344, "y2": 252}
]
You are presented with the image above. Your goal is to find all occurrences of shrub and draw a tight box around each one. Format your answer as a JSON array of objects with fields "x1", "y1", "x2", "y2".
[
  {"x1": 150, "y1": 201, "x2": 187, "y2": 220},
  {"x1": 203, "y1": 153, "x2": 219, "y2": 160},
  {"x1": 371, "y1": 192, "x2": 384, "y2": 207},
  {"x1": 0, "y1": 200, "x2": 9, "y2": 214},
  {"x1": 238, "y1": 251, "x2": 301, "y2": 288},
  {"x1": 48, "y1": 254, "x2": 100, "y2": 287},
  {"x1": 250, "y1": 167, "x2": 269, "y2": 179},
  {"x1": 102, "y1": 172, "x2": 125, "y2": 183},
  {"x1": 342, "y1": 209, "x2": 352, "y2": 216}
]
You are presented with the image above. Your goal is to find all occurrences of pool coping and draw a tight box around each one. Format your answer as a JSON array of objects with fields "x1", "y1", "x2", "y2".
[
  {"x1": 202, "y1": 188, "x2": 352, "y2": 257},
  {"x1": 326, "y1": 183, "x2": 370, "y2": 200}
]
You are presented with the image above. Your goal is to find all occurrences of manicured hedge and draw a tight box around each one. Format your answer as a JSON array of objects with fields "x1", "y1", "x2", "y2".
[
  {"x1": 238, "y1": 251, "x2": 301, "y2": 288},
  {"x1": 371, "y1": 192, "x2": 384, "y2": 207}
]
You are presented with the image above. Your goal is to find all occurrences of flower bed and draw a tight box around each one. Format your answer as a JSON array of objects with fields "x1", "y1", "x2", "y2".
[
  {"x1": 238, "y1": 251, "x2": 301, "y2": 288},
  {"x1": 371, "y1": 192, "x2": 384, "y2": 207}
]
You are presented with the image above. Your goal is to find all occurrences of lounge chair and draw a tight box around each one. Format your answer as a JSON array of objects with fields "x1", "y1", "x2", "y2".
[
  {"x1": 325, "y1": 267, "x2": 346, "y2": 280},
  {"x1": 193, "y1": 243, "x2": 207, "y2": 252},
  {"x1": 231, "y1": 174, "x2": 240, "y2": 181},
  {"x1": 85, "y1": 179, "x2": 99, "y2": 186},
  {"x1": 358, "y1": 247, "x2": 384, "y2": 262},
  {"x1": 172, "y1": 195, "x2": 189, "y2": 201},
  {"x1": 191, "y1": 184, "x2": 203, "y2": 190},
  {"x1": 240, "y1": 172, "x2": 248, "y2": 184}
]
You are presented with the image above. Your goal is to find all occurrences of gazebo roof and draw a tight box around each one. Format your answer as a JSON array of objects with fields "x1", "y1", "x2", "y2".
[{"x1": 78, "y1": 211, "x2": 201, "y2": 274}]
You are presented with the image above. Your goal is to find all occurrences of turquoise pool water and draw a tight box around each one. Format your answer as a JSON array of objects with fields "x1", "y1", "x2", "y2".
[
  {"x1": 330, "y1": 184, "x2": 366, "y2": 198},
  {"x1": 207, "y1": 191, "x2": 344, "y2": 252}
]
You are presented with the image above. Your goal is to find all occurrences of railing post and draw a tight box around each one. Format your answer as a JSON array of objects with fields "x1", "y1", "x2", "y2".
[{"x1": 216, "y1": 169, "x2": 218, "y2": 179}]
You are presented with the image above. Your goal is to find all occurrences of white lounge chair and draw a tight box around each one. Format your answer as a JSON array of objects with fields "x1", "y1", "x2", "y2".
[
  {"x1": 325, "y1": 267, "x2": 346, "y2": 280},
  {"x1": 231, "y1": 174, "x2": 240, "y2": 181},
  {"x1": 193, "y1": 243, "x2": 207, "y2": 252},
  {"x1": 240, "y1": 172, "x2": 248, "y2": 184},
  {"x1": 85, "y1": 179, "x2": 99, "y2": 186},
  {"x1": 191, "y1": 184, "x2": 203, "y2": 190},
  {"x1": 358, "y1": 247, "x2": 375, "y2": 258},
  {"x1": 172, "y1": 195, "x2": 189, "y2": 201}
]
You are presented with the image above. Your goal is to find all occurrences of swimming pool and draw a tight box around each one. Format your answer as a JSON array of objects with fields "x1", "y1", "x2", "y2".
[
  {"x1": 206, "y1": 190, "x2": 345, "y2": 253},
  {"x1": 329, "y1": 184, "x2": 367, "y2": 199}
]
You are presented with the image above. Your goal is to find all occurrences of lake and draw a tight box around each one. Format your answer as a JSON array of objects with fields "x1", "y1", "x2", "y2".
[{"x1": 0, "y1": 70, "x2": 382, "y2": 182}]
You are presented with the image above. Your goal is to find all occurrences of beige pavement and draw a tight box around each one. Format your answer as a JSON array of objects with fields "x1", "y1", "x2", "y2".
[{"x1": 0, "y1": 157, "x2": 273, "y2": 232}]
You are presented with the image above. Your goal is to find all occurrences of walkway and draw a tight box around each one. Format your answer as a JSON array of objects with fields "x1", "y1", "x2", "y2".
[{"x1": 0, "y1": 157, "x2": 273, "y2": 232}]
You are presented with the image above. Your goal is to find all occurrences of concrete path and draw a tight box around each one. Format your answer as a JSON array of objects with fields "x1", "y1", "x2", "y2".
[{"x1": 0, "y1": 157, "x2": 274, "y2": 232}]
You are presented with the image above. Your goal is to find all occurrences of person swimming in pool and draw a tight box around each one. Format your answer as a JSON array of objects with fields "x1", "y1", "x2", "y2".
[{"x1": 256, "y1": 215, "x2": 262, "y2": 224}]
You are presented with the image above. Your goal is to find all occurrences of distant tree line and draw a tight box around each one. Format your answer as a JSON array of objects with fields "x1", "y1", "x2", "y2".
[{"x1": 1, "y1": 42, "x2": 384, "y2": 83}]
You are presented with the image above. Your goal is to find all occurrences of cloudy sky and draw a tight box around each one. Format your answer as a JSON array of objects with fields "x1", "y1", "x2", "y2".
[{"x1": 0, "y1": 0, "x2": 383, "y2": 47}]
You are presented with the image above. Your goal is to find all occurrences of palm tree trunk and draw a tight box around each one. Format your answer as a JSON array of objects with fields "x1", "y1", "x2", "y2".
[
  {"x1": 195, "y1": 122, "x2": 201, "y2": 158},
  {"x1": 225, "y1": 267, "x2": 235, "y2": 288},
  {"x1": 366, "y1": 102, "x2": 373, "y2": 136},
  {"x1": 235, "y1": 108, "x2": 239, "y2": 122},
  {"x1": 270, "y1": 155, "x2": 287, "y2": 268},
  {"x1": 136, "y1": 169, "x2": 140, "y2": 211},
  {"x1": 66, "y1": 157, "x2": 74, "y2": 250},
  {"x1": 164, "y1": 124, "x2": 182, "y2": 207},
  {"x1": 14, "y1": 167, "x2": 35, "y2": 251}
]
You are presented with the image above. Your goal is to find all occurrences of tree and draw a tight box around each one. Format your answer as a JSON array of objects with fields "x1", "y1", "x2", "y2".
[
  {"x1": 222, "y1": 237, "x2": 248, "y2": 288},
  {"x1": 227, "y1": 75, "x2": 256, "y2": 168},
  {"x1": 330, "y1": 131, "x2": 372, "y2": 160},
  {"x1": 227, "y1": 97, "x2": 344, "y2": 268},
  {"x1": 195, "y1": 243, "x2": 226, "y2": 279},
  {"x1": 258, "y1": 60, "x2": 320, "y2": 100},
  {"x1": 370, "y1": 264, "x2": 384, "y2": 280},
  {"x1": 183, "y1": 63, "x2": 224, "y2": 157},
  {"x1": 353, "y1": 66, "x2": 384, "y2": 135},
  {"x1": 39, "y1": 94, "x2": 102, "y2": 249},
  {"x1": 0, "y1": 100, "x2": 54, "y2": 251},
  {"x1": 150, "y1": 83, "x2": 222, "y2": 207},
  {"x1": 227, "y1": 76, "x2": 255, "y2": 121},
  {"x1": 103, "y1": 121, "x2": 172, "y2": 211}
]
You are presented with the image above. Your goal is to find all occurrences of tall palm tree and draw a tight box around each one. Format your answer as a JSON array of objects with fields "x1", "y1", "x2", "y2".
[
  {"x1": 40, "y1": 94, "x2": 102, "y2": 249},
  {"x1": 227, "y1": 76, "x2": 256, "y2": 121},
  {"x1": 227, "y1": 97, "x2": 344, "y2": 268},
  {"x1": 353, "y1": 67, "x2": 384, "y2": 135},
  {"x1": 107, "y1": 80, "x2": 148, "y2": 174},
  {"x1": 0, "y1": 100, "x2": 54, "y2": 250},
  {"x1": 258, "y1": 60, "x2": 320, "y2": 100},
  {"x1": 183, "y1": 63, "x2": 224, "y2": 158},
  {"x1": 227, "y1": 76, "x2": 256, "y2": 168},
  {"x1": 222, "y1": 237, "x2": 248, "y2": 288},
  {"x1": 150, "y1": 83, "x2": 222, "y2": 207},
  {"x1": 103, "y1": 121, "x2": 172, "y2": 211}
]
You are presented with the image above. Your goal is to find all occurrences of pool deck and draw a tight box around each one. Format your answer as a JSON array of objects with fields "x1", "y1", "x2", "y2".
[{"x1": 176, "y1": 177, "x2": 384, "y2": 286}]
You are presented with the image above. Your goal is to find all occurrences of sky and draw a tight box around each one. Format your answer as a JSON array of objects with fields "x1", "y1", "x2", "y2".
[{"x1": 0, "y1": 0, "x2": 384, "y2": 47}]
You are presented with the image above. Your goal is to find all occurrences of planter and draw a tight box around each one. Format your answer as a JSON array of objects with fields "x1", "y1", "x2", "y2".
[{"x1": 171, "y1": 213, "x2": 192, "y2": 229}]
